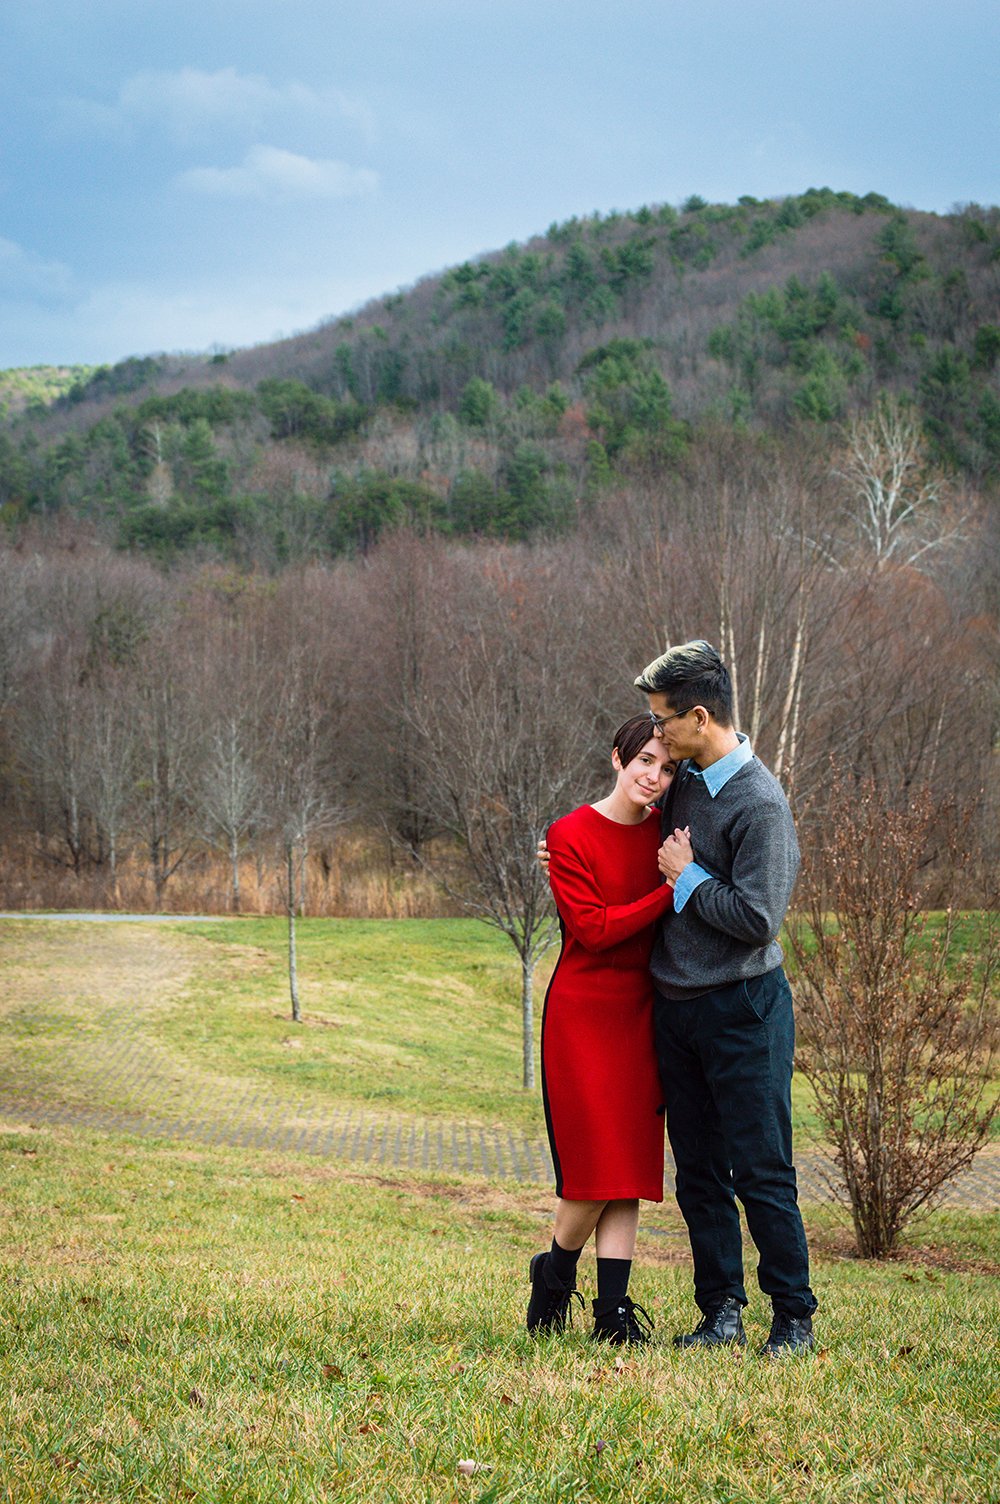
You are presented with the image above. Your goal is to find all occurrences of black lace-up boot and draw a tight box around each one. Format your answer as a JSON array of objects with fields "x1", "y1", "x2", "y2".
[
  {"x1": 673, "y1": 1296, "x2": 746, "y2": 1348},
  {"x1": 591, "y1": 1295, "x2": 654, "y2": 1347},
  {"x1": 526, "y1": 1252, "x2": 583, "y2": 1334},
  {"x1": 760, "y1": 1310, "x2": 815, "y2": 1356}
]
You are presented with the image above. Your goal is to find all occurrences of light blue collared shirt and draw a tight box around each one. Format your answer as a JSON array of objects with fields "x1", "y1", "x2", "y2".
[{"x1": 672, "y1": 734, "x2": 754, "y2": 912}]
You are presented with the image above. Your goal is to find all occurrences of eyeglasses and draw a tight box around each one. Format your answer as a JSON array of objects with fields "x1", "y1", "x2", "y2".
[{"x1": 648, "y1": 707, "x2": 693, "y2": 731}]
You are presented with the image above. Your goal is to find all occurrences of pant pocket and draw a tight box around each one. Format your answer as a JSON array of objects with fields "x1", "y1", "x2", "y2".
[{"x1": 739, "y1": 974, "x2": 770, "y2": 1024}]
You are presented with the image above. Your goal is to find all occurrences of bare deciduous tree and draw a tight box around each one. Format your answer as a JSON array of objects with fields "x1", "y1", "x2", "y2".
[
  {"x1": 787, "y1": 777, "x2": 999, "y2": 1257},
  {"x1": 0, "y1": 552, "x2": 32, "y2": 723},
  {"x1": 189, "y1": 615, "x2": 272, "y2": 912},
  {"x1": 130, "y1": 626, "x2": 199, "y2": 908},
  {"x1": 408, "y1": 547, "x2": 602, "y2": 1088},
  {"x1": 261, "y1": 573, "x2": 351, "y2": 1019},
  {"x1": 17, "y1": 633, "x2": 95, "y2": 876},
  {"x1": 351, "y1": 531, "x2": 446, "y2": 859},
  {"x1": 835, "y1": 397, "x2": 967, "y2": 570},
  {"x1": 78, "y1": 674, "x2": 139, "y2": 902}
]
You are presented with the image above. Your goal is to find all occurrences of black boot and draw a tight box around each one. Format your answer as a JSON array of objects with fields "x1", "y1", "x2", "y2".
[
  {"x1": 760, "y1": 1310, "x2": 815, "y2": 1356},
  {"x1": 673, "y1": 1296, "x2": 746, "y2": 1348},
  {"x1": 591, "y1": 1295, "x2": 654, "y2": 1347},
  {"x1": 526, "y1": 1252, "x2": 583, "y2": 1334}
]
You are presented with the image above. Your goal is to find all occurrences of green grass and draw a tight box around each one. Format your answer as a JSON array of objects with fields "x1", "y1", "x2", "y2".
[
  {"x1": 1, "y1": 918, "x2": 998, "y2": 1502},
  {"x1": 0, "y1": 917, "x2": 543, "y2": 1134},
  {"x1": 171, "y1": 918, "x2": 538, "y2": 1125},
  {"x1": 0, "y1": 916, "x2": 846, "y2": 1137},
  {"x1": 1, "y1": 1126, "x2": 997, "y2": 1504}
]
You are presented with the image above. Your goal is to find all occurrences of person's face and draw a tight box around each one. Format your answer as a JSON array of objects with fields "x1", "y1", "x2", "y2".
[
  {"x1": 646, "y1": 692, "x2": 703, "y2": 761},
  {"x1": 612, "y1": 736, "x2": 676, "y2": 809}
]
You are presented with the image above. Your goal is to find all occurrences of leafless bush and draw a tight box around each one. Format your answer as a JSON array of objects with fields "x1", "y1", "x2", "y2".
[{"x1": 787, "y1": 776, "x2": 999, "y2": 1257}]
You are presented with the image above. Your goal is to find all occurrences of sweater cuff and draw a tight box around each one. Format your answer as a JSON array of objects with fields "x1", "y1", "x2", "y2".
[{"x1": 673, "y1": 862, "x2": 711, "y2": 913}]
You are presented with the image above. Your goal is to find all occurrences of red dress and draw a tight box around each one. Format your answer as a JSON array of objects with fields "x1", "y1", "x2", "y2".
[{"x1": 542, "y1": 804, "x2": 674, "y2": 1201}]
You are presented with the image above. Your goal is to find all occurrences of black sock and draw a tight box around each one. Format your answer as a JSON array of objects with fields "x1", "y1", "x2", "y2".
[
  {"x1": 548, "y1": 1238, "x2": 582, "y2": 1284},
  {"x1": 596, "y1": 1257, "x2": 631, "y2": 1302}
]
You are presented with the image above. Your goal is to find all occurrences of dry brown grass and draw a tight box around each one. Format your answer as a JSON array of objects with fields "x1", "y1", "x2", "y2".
[{"x1": 0, "y1": 827, "x2": 455, "y2": 917}]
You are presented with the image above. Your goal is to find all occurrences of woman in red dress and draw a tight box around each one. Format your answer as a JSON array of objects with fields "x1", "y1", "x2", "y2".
[{"x1": 527, "y1": 714, "x2": 691, "y2": 1345}]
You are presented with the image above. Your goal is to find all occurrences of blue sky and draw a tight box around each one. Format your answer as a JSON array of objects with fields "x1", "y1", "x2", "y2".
[{"x1": 2, "y1": 0, "x2": 998, "y2": 367}]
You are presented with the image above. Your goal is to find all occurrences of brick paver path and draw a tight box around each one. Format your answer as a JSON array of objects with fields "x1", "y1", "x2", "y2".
[
  {"x1": 1, "y1": 916, "x2": 997, "y2": 1208},
  {"x1": 4, "y1": 1032, "x2": 998, "y2": 1207}
]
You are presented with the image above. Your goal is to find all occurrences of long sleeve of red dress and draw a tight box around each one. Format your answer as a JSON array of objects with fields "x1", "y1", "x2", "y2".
[{"x1": 548, "y1": 832, "x2": 674, "y2": 951}]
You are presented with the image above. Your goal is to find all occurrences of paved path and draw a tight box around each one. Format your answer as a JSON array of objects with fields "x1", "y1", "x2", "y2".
[
  {"x1": 1, "y1": 915, "x2": 997, "y2": 1207},
  {"x1": 0, "y1": 912, "x2": 228, "y2": 922},
  {"x1": 4, "y1": 1052, "x2": 997, "y2": 1208}
]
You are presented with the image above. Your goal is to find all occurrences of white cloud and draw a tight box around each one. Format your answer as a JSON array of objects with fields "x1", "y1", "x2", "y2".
[
  {"x1": 175, "y1": 145, "x2": 378, "y2": 202},
  {"x1": 0, "y1": 237, "x2": 73, "y2": 300},
  {"x1": 67, "y1": 67, "x2": 377, "y2": 145}
]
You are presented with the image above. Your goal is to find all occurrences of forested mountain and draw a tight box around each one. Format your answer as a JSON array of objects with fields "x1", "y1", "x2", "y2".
[
  {"x1": 2, "y1": 190, "x2": 998, "y2": 917},
  {"x1": 1, "y1": 189, "x2": 999, "y2": 563},
  {"x1": 0, "y1": 365, "x2": 95, "y2": 420}
]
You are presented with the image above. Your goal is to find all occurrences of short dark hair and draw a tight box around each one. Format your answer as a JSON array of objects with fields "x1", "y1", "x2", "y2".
[
  {"x1": 611, "y1": 712, "x2": 662, "y2": 768},
  {"x1": 633, "y1": 640, "x2": 734, "y2": 726}
]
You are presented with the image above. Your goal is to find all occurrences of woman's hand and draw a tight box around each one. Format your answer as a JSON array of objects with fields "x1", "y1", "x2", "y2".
[
  {"x1": 537, "y1": 838, "x2": 551, "y2": 875},
  {"x1": 658, "y1": 825, "x2": 693, "y2": 883}
]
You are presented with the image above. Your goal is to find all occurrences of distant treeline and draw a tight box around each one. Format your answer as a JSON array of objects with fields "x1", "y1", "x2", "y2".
[{"x1": 1, "y1": 408, "x2": 996, "y2": 916}]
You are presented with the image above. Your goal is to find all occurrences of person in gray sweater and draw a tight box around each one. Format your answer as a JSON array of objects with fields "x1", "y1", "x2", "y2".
[{"x1": 637, "y1": 640, "x2": 817, "y2": 1356}]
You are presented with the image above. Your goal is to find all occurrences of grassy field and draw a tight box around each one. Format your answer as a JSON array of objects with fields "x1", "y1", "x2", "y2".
[
  {"x1": 1, "y1": 918, "x2": 998, "y2": 1502},
  {"x1": 2, "y1": 1126, "x2": 998, "y2": 1504},
  {"x1": 0, "y1": 915, "x2": 861, "y2": 1139}
]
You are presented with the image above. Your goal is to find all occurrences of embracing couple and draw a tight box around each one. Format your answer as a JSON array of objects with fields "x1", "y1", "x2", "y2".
[{"x1": 530, "y1": 640, "x2": 817, "y2": 1356}]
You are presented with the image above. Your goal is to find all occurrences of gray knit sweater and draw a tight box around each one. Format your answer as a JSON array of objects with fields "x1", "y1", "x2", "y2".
[{"x1": 650, "y1": 756, "x2": 800, "y2": 1000}]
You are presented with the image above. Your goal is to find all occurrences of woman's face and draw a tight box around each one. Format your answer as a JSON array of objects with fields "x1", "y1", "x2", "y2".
[{"x1": 613, "y1": 736, "x2": 677, "y2": 809}]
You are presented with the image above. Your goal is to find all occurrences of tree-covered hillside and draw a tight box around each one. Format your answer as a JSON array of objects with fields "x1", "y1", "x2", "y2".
[
  {"x1": 1, "y1": 189, "x2": 998, "y2": 562},
  {"x1": 0, "y1": 365, "x2": 96, "y2": 420}
]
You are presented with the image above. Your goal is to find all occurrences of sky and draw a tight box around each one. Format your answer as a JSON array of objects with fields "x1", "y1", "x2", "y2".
[{"x1": 2, "y1": 0, "x2": 998, "y2": 368}]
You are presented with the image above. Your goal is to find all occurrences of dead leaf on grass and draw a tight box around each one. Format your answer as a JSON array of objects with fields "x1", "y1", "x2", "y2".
[
  {"x1": 187, "y1": 1386, "x2": 206, "y2": 1408},
  {"x1": 322, "y1": 1363, "x2": 345, "y2": 1380}
]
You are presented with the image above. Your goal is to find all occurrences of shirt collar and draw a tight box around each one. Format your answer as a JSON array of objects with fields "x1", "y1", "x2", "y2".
[{"x1": 687, "y1": 733, "x2": 753, "y2": 798}]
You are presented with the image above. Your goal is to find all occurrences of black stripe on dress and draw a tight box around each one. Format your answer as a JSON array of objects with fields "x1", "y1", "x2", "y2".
[{"x1": 539, "y1": 915, "x2": 567, "y2": 1198}]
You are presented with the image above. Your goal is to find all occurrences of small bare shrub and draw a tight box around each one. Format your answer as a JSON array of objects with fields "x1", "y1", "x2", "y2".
[{"x1": 787, "y1": 778, "x2": 998, "y2": 1258}]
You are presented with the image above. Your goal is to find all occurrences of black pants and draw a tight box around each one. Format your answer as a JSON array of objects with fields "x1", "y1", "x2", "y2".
[{"x1": 654, "y1": 966, "x2": 817, "y2": 1318}]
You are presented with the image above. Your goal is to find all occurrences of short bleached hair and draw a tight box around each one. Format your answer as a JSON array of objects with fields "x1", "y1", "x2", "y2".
[{"x1": 634, "y1": 640, "x2": 734, "y2": 725}]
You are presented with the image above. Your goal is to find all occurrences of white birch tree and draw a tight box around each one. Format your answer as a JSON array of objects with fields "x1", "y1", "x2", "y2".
[{"x1": 836, "y1": 398, "x2": 967, "y2": 570}]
